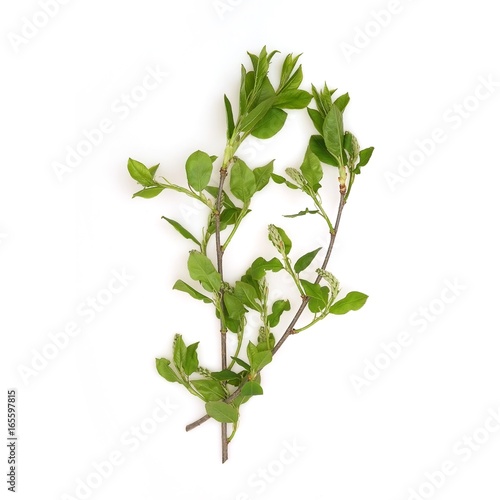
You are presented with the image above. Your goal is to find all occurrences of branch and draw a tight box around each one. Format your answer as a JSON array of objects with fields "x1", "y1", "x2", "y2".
[
  {"x1": 214, "y1": 166, "x2": 229, "y2": 463},
  {"x1": 186, "y1": 191, "x2": 346, "y2": 433}
]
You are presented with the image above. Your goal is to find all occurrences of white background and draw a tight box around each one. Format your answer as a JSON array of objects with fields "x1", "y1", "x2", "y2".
[{"x1": 1, "y1": 1, "x2": 500, "y2": 499}]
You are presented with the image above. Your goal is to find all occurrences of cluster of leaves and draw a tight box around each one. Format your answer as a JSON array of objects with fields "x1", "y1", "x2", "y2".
[{"x1": 127, "y1": 47, "x2": 374, "y2": 457}]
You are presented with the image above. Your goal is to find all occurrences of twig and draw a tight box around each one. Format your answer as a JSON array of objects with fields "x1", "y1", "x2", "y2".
[{"x1": 186, "y1": 191, "x2": 346, "y2": 433}]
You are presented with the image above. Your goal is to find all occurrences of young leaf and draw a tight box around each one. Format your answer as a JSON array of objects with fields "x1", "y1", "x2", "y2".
[
  {"x1": 162, "y1": 217, "x2": 201, "y2": 246},
  {"x1": 271, "y1": 173, "x2": 299, "y2": 190},
  {"x1": 185, "y1": 150, "x2": 213, "y2": 192},
  {"x1": 279, "y1": 53, "x2": 300, "y2": 88},
  {"x1": 149, "y1": 164, "x2": 160, "y2": 177},
  {"x1": 283, "y1": 208, "x2": 319, "y2": 218},
  {"x1": 231, "y1": 356, "x2": 251, "y2": 371},
  {"x1": 294, "y1": 247, "x2": 322, "y2": 274},
  {"x1": 253, "y1": 161, "x2": 274, "y2": 192},
  {"x1": 128, "y1": 158, "x2": 154, "y2": 187},
  {"x1": 357, "y1": 147, "x2": 374, "y2": 168},
  {"x1": 205, "y1": 186, "x2": 236, "y2": 208},
  {"x1": 240, "y1": 98, "x2": 275, "y2": 132},
  {"x1": 234, "y1": 281, "x2": 260, "y2": 311},
  {"x1": 241, "y1": 381, "x2": 264, "y2": 397},
  {"x1": 173, "y1": 334, "x2": 187, "y2": 372},
  {"x1": 247, "y1": 257, "x2": 283, "y2": 280},
  {"x1": 191, "y1": 379, "x2": 226, "y2": 402},
  {"x1": 184, "y1": 342, "x2": 200, "y2": 376},
  {"x1": 330, "y1": 291, "x2": 368, "y2": 315},
  {"x1": 252, "y1": 108, "x2": 287, "y2": 139},
  {"x1": 300, "y1": 147, "x2": 323, "y2": 189},
  {"x1": 223, "y1": 292, "x2": 247, "y2": 321},
  {"x1": 268, "y1": 299, "x2": 291, "y2": 327},
  {"x1": 230, "y1": 159, "x2": 257, "y2": 203},
  {"x1": 334, "y1": 92, "x2": 350, "y2": 113},
  {"x1": 224, "y1": 94, "x2": 235, "y2": 140},
  {"x1": 300, "y1": 279, "x2": 329, "y2": 313},
  {"x1": 274, "y1": 89, "x2": 312, "y2": 109},
  {"x1": 323, "y1": 105, "x2": 344, "y2": 164},
  {"x1": 309, "y1": 135, "x2": 339, "y2": 167},
  {"x1": 248, "y1": 348, "x2": 272, "y2": 373},
  {"x1": 133, "y1": 187, "x2": 165, "y2": 199},
  {"x1": 187, "y1": 251, "x2": 221, "y2": 292},
  {"x1": 283, "y1": 65, "x2": 303, "y2": 91},
  {"x1": 307, "y1": 107, "x2": 324, "y2": 135},
  {"x1": 239, "y1": 64, "x2": 247, "y2": 114},
  {"x1": 205, "y1": 401, "x2": 239, "y2": 424},
  {"x1": 156, "y1": 358, "x2": 180, "y2": 383},
  {"x1": 173, "y1": 280, "x2": 212, "y2": 304},
  {"x1": 211, "y1": 369, "x2": 242, "y2": 386}
]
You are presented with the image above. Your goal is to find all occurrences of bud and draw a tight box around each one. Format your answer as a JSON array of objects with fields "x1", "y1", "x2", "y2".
[
  {"x1": 285, "y1": 167, "x2": 307, "y2": 188},
  {"x1": 198, "y1": 366, "x2": 212, "y2": 378},
  {"x1": 268, "y1": 224, "x2": 285, "y2": 253},
  {"x1": 316, "y1": 269, "x2": 340, "y2": 300}
]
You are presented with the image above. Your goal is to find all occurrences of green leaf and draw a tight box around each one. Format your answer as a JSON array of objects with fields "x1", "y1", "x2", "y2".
[
  {"x1": 230, "y1": 158, "x2": 257, "y2": 203},
  {"x1": 247, "y1": 257, "x2": 283, "y2": 280},
  {"x1": 283, "y1": 65, "x2": 303, "y2": 91},
  {"x1": 211, "y1": 369, "x2": 242, "y2": 386},
  {"x1": 330, "y1": 291, "x2": 369, "y2": 315},
  {"x1": 184, "y1": 342, "x2": 199, "y2": 376},
  {"x1": 300, "y1": 280, "x2": 330, "y2": 312},
  {"x1": 156, "y1": 358, "x2": 180, "y2": 383},
  {"x1": 274, "y1": 89, "x2": 312, "y2": 109},
  {"x1": 283, "y1": 208, "x2": 319, "y2": 218},
  {"x1": 224, "y1": 94, "x2": 235, "y2": 140},
  {"x1": 252, "y1": 108, "x2": 287, "y2": 139},
  {"x1": 307, "y1": 107, "x2": 324, "y2": 135},
  {"x1": 187, "y1": 251, "x2": 221, "y2": 292},
  {"x1": 149, "y1": 164, "x2": 160, "y2": 177},
  {"x1": 272, "y1": 226, "x2": 292, "y2": 255},
  {"x1": 312, "y1": 287, "x2": 330, "y2": 313},
  {"x1": 271, "y1": 173, "x2": 299, "y2": 190},
  {"x1": 231, "y1": 356, "x2": 251, "y2": 371},
  {"x1": 191, "y1": 379, "x2": 226, "y2": 401},
  {"x1": 309, "y1": 135, "x2": 339, "y2": 167},
  {"x1": 223, "y1": 292, "x2": 247, "y2": 320},
  {"x1": 185, "y1": 151, "x2": 213, "y2": 192},
  {"x1": 173, "y1": 280, "x2": 212, "y2": 304},
  {"x1": 241, "y1": 381, "x2": 264, "y2": 397},
  {"x1": 294, "y1": 247, "x2": 322, "y2": 274},
  {"x1": 300, "y1": 147, "x2": 323, "y2": 189},
  {"x1": 128, "y1": 158, "x2": 154, "y2": 187},
  {"x1": 323, "y1": 105, "x2": 344, "y2": 164},
  {"x1": 219, "y1": 207, "x2": 241, "y2": 231},
  {"x1": 239, "y1": 64, "x2": 248, "y2": 115},
  {"x1": 234, "y1": 281, "x2": 260, "y2": 311},
  {"x1": 205, "y1": 401, "x2": 239, "y2": 424},
  {"x1": 279, "y1": 53, "x2": 300, "y2": 88},
  {"x1": 161, "y1": 217, "x2": 200, "y2": 246},
  {"x1": 357, "y1": 147, "x2": 374, "y2": 168},
  {"x1": 334, "y1": 92, "x2": 350, "y2": 113},
  {"x1": 132, "y1": 187, "x2": 165, "y2": 199},
  {"x1": 247, "y1": 342, "x2": 272, "y2": 373},
  {"x1": 254, "y1": 76, "x2": 276, "y2": 106},
  {"x1": 240, "y1": 97, "x2": 275, "y2": 132},
  {"x1": 253, "y1": 161, "x2": 274, "y2": 192},
  {"x1": 173, "y1": 335, "x2": 186, "y2": 372},
  {"x1": 268, "y1": 299, "x2": 291, "y2": 327}
]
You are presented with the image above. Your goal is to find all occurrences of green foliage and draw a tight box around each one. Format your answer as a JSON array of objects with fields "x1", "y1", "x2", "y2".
[{"x1": 128, "y1": 46, "x2": 373, "y2": 462}]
